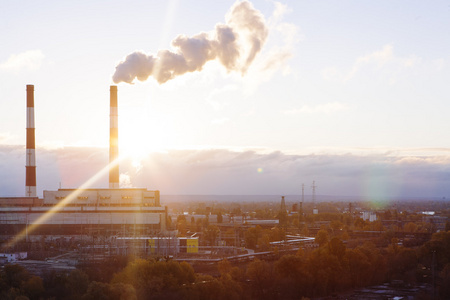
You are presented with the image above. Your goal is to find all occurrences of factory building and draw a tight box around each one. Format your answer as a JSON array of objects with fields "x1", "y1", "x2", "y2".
[
  {"x1": 0, "y1": 188, "x2": 166, "y2": 238},
  {"x1": 0, "y1": 85, "x2": 171, "y2": 252}
]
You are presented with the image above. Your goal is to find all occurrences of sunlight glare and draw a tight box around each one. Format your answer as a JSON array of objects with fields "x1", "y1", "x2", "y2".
[
  {"x1": 120, "y1": 106, "x2": 177, "y2": 161},
  {"x1": 2, "y1": 156, "x2": 122, "y2": 250}
]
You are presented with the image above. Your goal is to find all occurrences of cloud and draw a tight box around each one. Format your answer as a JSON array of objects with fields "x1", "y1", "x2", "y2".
[
  {"x1": 206, "y1": 84, "x2": 238, "y2": 110},
  {"x1": 323, "y1": 44, "x2": 422, "y2": 83},
  {"x1": 0, "y1": 132, "x2": 18, "y2": 144},
  {"x1": 241, "y1": 1, "x2": 300, "y2": 94},
  {"x1": 283, "y1": 102, "x2": 348, "y2": 115},
  {"x1": 432, "y1": 58, "x2": 446, "y2": 71},
  {"x1": 211, "y1": 118, "x2": 230, "y2": 125},
  {"x1": 0, "y1": 50, "x2": 45, "y2": 72},
  {"x1": 1, "y1": 145, "x2": 450, "y2": 199}
]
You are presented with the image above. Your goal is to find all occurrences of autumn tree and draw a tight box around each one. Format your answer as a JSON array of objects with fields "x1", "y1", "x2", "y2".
[
  {"x1": 245, "y1": 226, "x2": 262, "y2": 250},
  {"x1": 315, "y1": 229, "x2": 329, "y2": 247},
  {"x1": 204, "y1": 225, "x2": 220, "y2": 249},
  {"x1": 274, "y1": 255, "x2": 311, "y2": 298},
  {"x1": 111, "y1": 259, "x2": 195, "y2": 298},
  {"x1": 23, "y1": 276, "x2": 45, "y2": 300},
  {"x1": 246, "y1": 259, "x2": 274, "y2": 299}
]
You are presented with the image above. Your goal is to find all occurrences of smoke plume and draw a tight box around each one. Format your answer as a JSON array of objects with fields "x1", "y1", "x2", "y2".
[{"x1": 112, "y1": 1, "x2": 268, "y2": 84}]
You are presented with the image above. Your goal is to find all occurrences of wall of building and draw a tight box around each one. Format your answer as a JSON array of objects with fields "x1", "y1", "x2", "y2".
[{"x1": 43, "y1": 188, "x2": 160, "y2": 207}]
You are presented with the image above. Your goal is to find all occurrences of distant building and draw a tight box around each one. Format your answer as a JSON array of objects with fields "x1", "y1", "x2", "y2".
[
  {"x1": 116, "y1": 236, "x2": 198, "y2": 256},
  {"x1": 245, "y1": 219, "x2": 279, "y2": 226},
  {"x1": 0, "y1": 252, "x2": 27, "y2": 263},
  {"x1": 362, "y1": 211, "x2": 377, "y2": 222}
]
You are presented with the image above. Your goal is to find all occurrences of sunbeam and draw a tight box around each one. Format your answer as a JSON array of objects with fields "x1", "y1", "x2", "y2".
[{"x1": 2, "y1": 156, "x2": 122, "y2": 250}]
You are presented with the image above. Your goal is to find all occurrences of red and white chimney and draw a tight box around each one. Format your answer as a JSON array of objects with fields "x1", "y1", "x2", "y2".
[
  {"x1": 26, "y1": 84, "x2": 37, "y2": 197},
  {"x1": 109, "y1": 85, "x2": 119, "y2": 188}
]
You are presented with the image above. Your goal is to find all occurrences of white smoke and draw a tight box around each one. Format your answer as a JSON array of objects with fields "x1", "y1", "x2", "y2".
[
  {"x1": 119, "y1": 173, "x2": 133, "y2": 188},
  {"x1": 112, "y1": 1, "x2": 268, "y2": 84}
]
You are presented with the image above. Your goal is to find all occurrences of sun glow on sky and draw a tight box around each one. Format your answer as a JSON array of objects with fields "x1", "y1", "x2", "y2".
[{"x1": 119, "y1": 106, "x2": 177, "y2": 157}]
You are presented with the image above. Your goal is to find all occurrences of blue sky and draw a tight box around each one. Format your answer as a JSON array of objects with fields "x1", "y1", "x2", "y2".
[{"x1": 1, "y1": 1, "x2": 450, "y2": 198}]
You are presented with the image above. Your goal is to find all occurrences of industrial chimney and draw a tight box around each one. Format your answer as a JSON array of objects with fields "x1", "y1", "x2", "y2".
[
  {"x1": 109, "y1": 85, "x2": 119, "y2": 188},
  {"x1": 26, "y1": 85, "x2": 37, "y2": 197}
]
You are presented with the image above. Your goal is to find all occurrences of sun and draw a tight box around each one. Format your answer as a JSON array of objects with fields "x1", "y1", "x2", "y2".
[{"x1": 119, "y1": 108, "x2": 176, "y2": 161}]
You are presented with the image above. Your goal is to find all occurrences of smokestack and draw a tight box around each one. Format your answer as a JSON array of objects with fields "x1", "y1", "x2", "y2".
[
  {"x1": 109, "y1": 85, "x2": 119, "y2": 188},
  {"x1": 26, "y1": 85, "x2": 37, "y2": 197}
]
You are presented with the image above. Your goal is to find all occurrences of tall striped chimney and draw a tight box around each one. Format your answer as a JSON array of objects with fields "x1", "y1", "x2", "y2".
[
  {"x1": 109, "y1": 85, "x2": 119, "y2": 188},
  {"x1": 26, "y1": 85, "x2": 37, "y2": 197}
]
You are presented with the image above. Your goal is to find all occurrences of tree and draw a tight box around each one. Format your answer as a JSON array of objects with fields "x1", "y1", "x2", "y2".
[
  {"x1": 328, "y1": 237, "x2": 346, "y2": 260},
  {"x1": 82, "y1": 281, "x2": 114, "y2": 300},
  {"x1": 23, "y1": 276, "x2": 45, "y2": 300},
  {"x1": 66, "y1": 269, "x2": 89, "y2": 298},
  {"x1": 218, "y1": 259, "x2": 232, "y2": 277},
  {"x1": 258, "y1": 234, "x2": 271, "y2": 251},
  {"x1": 246, "y1": 259, "x2": 274, "y2": 299},
  {"x1": 330, "y1": 220, "x2": 343, "y2": 236},
  {"x1": 404, "y1": 222, "x2": 418, "y2": 233},
  {"x1": 439, "y1": 263, "x2": 450, "y2": 299},
  {"x1": 177, "y1": 219, "x2": 187, "y2": 236},
  {"x1": 217, "y1": 212, "x2": 223, "y2": 224},
  {"x1": 354, "y1": 217, "x2": 366, "y2": 229},
  {"x1": 187, "y1": 274, "x2": 225, "y2": 300},
  {"x1": 341, "y1": 230, "x2": 350, "y2": 241},
  {"x1": 111, "y1": 259, "x2": 195, "y2": 297},
  {"x1": 344, "y1": 248, "x2": 371, "y2": 287},
  {"x1": 315, "y1": 229, "x2": 329, "y2": 247},
  {"x1": 204, "y1": 225, "x2": 220, "y2": 248},
  {"x1": 190, "y1": 216, "x2": 196, "y2": 231},
  {"x1": 387, "y1": 247, "x2": 417, "y2": 281},
  {"x1": 275, "y1": 255, "x2": 311, "y2": 298},
  {"x1": 245, "y1": 226, "x2": 262, "y2": 250},
  {"x1": 3, "y1": 264, "x2": 30, "y2": 289},
  {"x1": 270, "y1": 227, "x2": 285, "y2": 242},
  {"x1": 42, "y1": 270, "x2": 69, "y2": 299}
]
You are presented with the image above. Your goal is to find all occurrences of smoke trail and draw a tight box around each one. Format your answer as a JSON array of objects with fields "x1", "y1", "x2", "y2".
[{"x1": 112, "y1": 1, "x2": 268, "y2": 84}]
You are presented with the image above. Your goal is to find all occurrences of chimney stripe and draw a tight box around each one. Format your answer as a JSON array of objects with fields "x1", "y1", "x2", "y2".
[
  {"x1": 27, "y1": 108, "x2": 35, "y2": 128},
  {"x1": 26, "y1": 149, "x2": 36, "y2": 167},
  {"x1": 26, "y1": 186, "x2": 37, "y2": 197},
  {"x1": 26, "y1": 128, "x2": 35, "y2": 149},
  {"x1": 25, "y1": 168, "x2": 36, "y2": 185}
]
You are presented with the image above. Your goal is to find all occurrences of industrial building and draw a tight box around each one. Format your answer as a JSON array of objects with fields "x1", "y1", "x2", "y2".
[
  {"x1": 0, "y1": 85, "x2": 173, "y2": 255},
  {"x1": 0, "y1": 188, "x2": 166, "y2": 237}
]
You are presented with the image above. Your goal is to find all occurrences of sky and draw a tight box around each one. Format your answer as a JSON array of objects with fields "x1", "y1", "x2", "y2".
[{"x1": 1, "y1": 0, "x2": 450, "y2": 199}]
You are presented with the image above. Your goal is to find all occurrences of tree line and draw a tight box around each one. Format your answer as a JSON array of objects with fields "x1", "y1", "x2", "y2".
[{"x1": 1, "y1": 230, "x2": 449, "y2": 299}]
